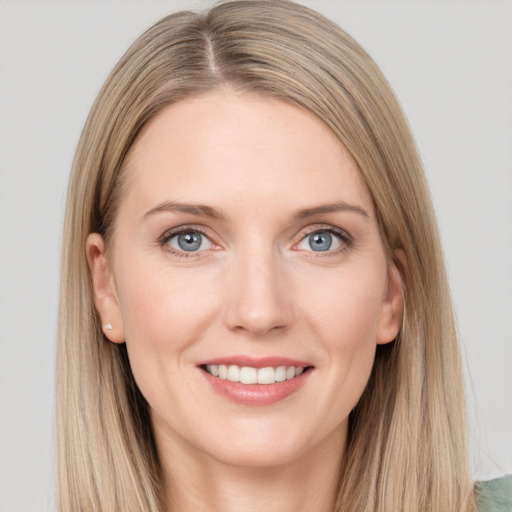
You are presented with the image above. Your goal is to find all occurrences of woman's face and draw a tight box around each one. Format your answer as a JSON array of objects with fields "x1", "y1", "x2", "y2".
[{"x1": 88, "y1": 91, "x2": 403, "y2": 468}]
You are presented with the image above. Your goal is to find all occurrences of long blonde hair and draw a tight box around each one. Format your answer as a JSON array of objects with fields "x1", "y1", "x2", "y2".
[{"x1": 57, "y1": 1, "x2": 474, "y2": 510}]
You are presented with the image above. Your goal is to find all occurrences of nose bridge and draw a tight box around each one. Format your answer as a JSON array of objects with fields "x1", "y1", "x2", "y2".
[{"x1": 224, "y1": 240, "x2": 292, "y2": 336}]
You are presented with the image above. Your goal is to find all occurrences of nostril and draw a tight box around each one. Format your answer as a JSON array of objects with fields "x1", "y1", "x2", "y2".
[
  {"x1": 231, "y1": 322, "x2": 288, "y2": 337},
  {"x1": 222, "y1": 267, "x2": 294, "y2": 335}
]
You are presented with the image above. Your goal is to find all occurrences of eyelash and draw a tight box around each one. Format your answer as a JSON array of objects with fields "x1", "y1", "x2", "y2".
[
  {"x1": 158, "y1": 224, "x2": 353, "y2": 259},
  {"x1": 158, "y1": 225, "x2": 214, "y2": 259},
  {"x1": 297, "y1": 225, "x2": 353, "y2": 257}
]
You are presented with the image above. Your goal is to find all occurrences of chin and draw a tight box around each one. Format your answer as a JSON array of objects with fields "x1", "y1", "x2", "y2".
[
  {"x1": 210, "y1": 441, "x2": 307, "y2": 469},
  {"x1": 195, "y1": 420, "x2": 326, "y2": 469}
]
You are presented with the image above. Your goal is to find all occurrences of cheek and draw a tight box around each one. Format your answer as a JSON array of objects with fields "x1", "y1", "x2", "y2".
[
  {"x1": 300, "y1": 263, "x2": 387, "y2": 406},
  {"x1": 304, "y1": 264, "x2": 387, "y2": 348},
  {"x1": 114, "y1": 259, "x2": 220, "y2": 390},
  {"x1": 117, "y1": 259, "x2": 218, "y2": 341}
]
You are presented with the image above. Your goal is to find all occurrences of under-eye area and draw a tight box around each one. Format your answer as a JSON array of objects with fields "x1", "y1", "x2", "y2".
[{"x1": 201, "y1": 364, "x2": 314, "y2": 385}]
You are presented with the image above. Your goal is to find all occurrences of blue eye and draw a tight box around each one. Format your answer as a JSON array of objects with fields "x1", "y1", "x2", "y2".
[
  {"x1": 166, "y1": 230, "x2": 212, "y2": 252},
  {"x1": 297, "y1": 229, "x2": 345, "y2": 252},
  {"x1": 309, "y1": 232, "x2": 333, "y2": 251}
]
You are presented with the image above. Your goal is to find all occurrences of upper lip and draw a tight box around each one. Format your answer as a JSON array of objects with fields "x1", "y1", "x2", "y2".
[{"x1": 197, "y1": 356, "x2": 312, "y2": 369}]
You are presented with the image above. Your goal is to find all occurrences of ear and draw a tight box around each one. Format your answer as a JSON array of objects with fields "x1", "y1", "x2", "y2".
[
  {"x1": 376, "y1": 249, "x2": 405, "y2": 345},
  {"x1": 86, "y1": 233, "x2": 125, "y2": 343}
]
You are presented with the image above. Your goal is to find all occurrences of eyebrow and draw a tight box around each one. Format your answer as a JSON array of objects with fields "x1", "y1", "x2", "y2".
[
  {"x1": 142, "y1": 201, "x2": 226, "y2": 222},
  {"x1": 293, "y1": 201, "x2": 369, "y2": 220},
  {"x1": 142, "y1": 200, "x2": 369, "y2": 222}
]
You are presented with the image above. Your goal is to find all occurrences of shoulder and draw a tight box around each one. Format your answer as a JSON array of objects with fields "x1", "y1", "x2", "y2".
[{"x1": 475, "y1": 474, "x2": 512, "y2": 512}]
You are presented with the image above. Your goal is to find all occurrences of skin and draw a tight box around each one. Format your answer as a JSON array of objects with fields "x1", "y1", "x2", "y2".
[{"x1": 87, "y1": 90, "x2": 404, "y2": 512}]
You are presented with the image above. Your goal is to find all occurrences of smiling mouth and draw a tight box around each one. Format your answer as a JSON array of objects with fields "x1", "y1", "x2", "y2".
[{"x1": 202, "y1": 364, "x2": 311, "y2": 385}]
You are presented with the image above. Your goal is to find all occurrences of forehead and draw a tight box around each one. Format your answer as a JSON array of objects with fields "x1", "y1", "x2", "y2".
[{"x1": 120, "y1": 91, "x2": 373, "y2": 217}]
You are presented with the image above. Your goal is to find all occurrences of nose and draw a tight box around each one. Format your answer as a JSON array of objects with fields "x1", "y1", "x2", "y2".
[{"x1": 223, "y1": 246, "x2": 294, "y2": 337}]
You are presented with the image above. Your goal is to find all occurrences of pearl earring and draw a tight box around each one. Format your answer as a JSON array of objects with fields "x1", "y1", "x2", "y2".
[{"x1": 105, "y1": 323, "x2": 113, "y2": 330}]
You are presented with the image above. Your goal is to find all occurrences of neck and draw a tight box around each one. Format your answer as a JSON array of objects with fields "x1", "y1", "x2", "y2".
[{"x1": 157, "y1": 426, "x2": 345, "y2": 512}]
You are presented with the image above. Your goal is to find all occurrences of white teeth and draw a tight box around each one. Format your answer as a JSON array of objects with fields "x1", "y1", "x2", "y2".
[
  {"x1": 257, "y1": 367, "x2": 276, "y2": 385},
  {"x1": 227, "y1": 365, "x2": 240, "y2": 382},
  {"x1": 239, "y1": 366, "x2": 258, "y2": 384},
  {"x1": 205, "y1": 364, "x2": 307, "y2": 384},
  {"x1": 275, "y1": 366, "x2": 287, "y2": 382},
  {"x1": 218, "y1": 364, "x2": 228, "y2": 379}
]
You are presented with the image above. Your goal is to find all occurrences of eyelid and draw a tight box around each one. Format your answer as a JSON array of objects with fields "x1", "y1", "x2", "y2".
[
  {"x1": 293, "y1": 224, "x2": 353, "y2": 253},
  {"x1": 300, "y1": 223, "x2": 351, "y2": 238},
  {"x1": 158, "y1": 224, "x2": 210, "y2": 243},
  {"x1": 158, "y1": 225, "x2": 219, "y2": 258}
]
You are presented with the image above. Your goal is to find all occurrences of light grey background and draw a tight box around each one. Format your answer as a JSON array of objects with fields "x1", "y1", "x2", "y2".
[{"x1": 0, "y1": 1, "x2": 510, "y2": 510}]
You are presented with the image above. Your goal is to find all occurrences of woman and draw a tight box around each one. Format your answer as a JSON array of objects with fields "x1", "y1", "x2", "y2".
[{"x1": 56, "y1": 1, "x2": 508, "y2": 510}]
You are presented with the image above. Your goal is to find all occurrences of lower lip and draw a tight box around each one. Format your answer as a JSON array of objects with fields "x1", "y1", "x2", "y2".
[{"x1": 200, "y1": 368, "x2": 312, "y2": 406}]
